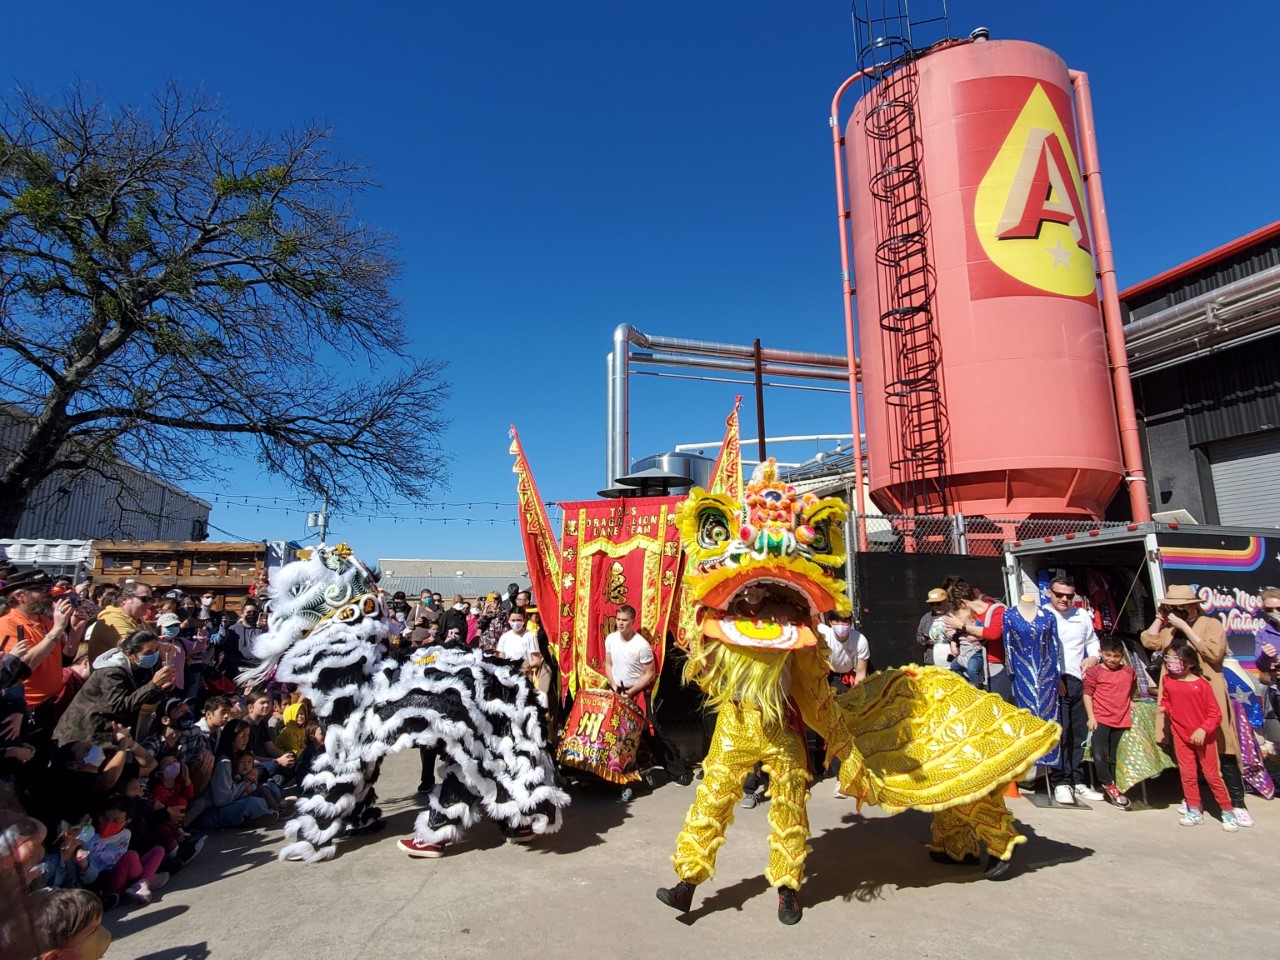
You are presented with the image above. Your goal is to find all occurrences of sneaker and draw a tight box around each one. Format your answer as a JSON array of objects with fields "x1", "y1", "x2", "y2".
[
  {"x1": 99, "y1": 893, "x2": 121, "y2": 912},
  {"x1": 1052, "y1": 784, "x2": 1076, "y2": 805},
  {"x1": 1103, "y1": 784, "x2": 1131, "y2": 810},
  {"x1": 178, "y1": 834, "x2": 207, "y2": 867},
  {"x1": 656, "y1": 879, "x2": 697, "y2": 913},
  {"x1": 124, "y1": 880, "x2": 153, "y2": 904},
  {"x1": 1220, "y1": 811, "x2": 1239, "y2": 832},
  {"x1": 149, "y1": 871, "x2": 170, "y2": 891},
  {"x1": 984, "y1": 847, "x2": 1016, "y2": 881},
  {"x1": 397, "y1": 836, "x2": 446, "y2": 858},
  {"x1": 1179, "y1": 806, "x2": 1204, "y2": 826},
  {"x1": 505, "y1": 827, "x2": 537, "y2": 843},
  {"x1": 777, "y1": 887, "x2": 802, "y2": 925},
  {"x1": 740, "y1": 791, "x2": 761, "y2": 809},
  {"x1": 1232, "y1": 808, "x2": 1254, "y2": 828},
  {"x1": 1073, "y1": 784, "x2": 1105, "y2": 802},
  {"x1": 1175, "y1": 800, "x2": 1188, "y2": 816},
  {"x1": 833, "y1": 787, "x2": 850, "y2": 800}
]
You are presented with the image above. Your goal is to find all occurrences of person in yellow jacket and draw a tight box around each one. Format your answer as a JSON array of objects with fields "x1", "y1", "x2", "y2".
[{"x1": 86, "y1": 583, "x2": 153, "y2": 665}]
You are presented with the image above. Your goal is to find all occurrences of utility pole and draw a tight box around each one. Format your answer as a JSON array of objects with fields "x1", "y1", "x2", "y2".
[{"x1": 318, "y1": 496, "x2": 329, "y2": 544}]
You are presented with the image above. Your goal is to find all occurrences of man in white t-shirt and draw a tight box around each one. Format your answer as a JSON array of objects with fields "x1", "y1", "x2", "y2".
[
  {"x1": 602, "y1": 604, "x2": 691, "y2": 785},
  {"x1": 1043, "y1": 575, "x2": 1102, "y2": 806},
  {"x1": 604, "y1": 605, "x2": 655, "y2": 698},
  {"x1": 817, "y1": 612, "x2": 870, "y2": 685},
  {"x1": 815, "y1": 611, "x2": 870, "y2": 798}
]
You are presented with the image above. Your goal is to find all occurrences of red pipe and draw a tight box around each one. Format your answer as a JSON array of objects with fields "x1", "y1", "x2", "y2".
[
  {"x1": 831, "y1": 71, "x2": 871, "y2": 550},
  {"x1": 1068, "y1": 69, "x2": 1152, "y2": 523}
]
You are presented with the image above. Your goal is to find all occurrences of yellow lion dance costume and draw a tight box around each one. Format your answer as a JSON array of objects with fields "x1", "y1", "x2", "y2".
[{"x1": 656, "y1": 461, "x2": 1060, "y2": 924}]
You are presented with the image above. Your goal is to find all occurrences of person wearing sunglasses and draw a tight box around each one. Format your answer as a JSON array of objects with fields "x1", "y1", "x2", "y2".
[
  {"x1": 86, "y1": 581, "x2": 155, "y2": 665},
  {"x1": 1141, "y1": 584, "x2": 1252, "y2": 828},
  {"x1": 1042, "y1": 575, "x2": 1104, "y2": 805}
]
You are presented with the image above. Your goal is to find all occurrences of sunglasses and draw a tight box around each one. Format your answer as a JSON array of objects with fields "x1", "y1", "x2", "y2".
[{"x1": 1051, "y1": 591, "x2": 1075, "y2": 600}]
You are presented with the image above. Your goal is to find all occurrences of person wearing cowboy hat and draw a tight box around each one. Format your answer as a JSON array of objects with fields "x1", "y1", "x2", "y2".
[
  {"x1": 1141, "y1": 584, "x2": 1252, "y2": 827},
  {"x1": 0, "y1": 570, "x2": 87, "y2": 762}
]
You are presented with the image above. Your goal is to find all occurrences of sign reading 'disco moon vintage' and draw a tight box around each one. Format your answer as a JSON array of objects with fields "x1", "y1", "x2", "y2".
[{"x1": 956, "y1": 77, "x2": 1097, "y2": 301}]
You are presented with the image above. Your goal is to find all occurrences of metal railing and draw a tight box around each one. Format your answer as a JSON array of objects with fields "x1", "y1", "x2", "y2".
[{"x1": 853, "y1": 513, "x2": 1130, "y2": 557}]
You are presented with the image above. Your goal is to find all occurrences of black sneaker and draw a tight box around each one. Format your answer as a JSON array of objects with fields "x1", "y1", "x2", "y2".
[
  {"x1": 99, "y1": 892, "x2": 122, "y2": 911},
  {"x1": 984, "y1": 847, "x2": 1016, "y2": 881},
  {"x1": 656, "y1": 880, "x2": 696, "y2": 913},
  {"x1": 777, "y1": 887, "x2": 802, "y2": 925}
]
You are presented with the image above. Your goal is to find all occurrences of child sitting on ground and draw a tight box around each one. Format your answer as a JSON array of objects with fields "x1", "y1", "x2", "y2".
[
  {"x1": 235, "y1": 750, "x2": 282, "y2": 813},
  {"x1": 83, "y1": 798, "x2": 169, "y2": 905},
  {"x1": 1083, "y1": 635, "x2": 1137, "y2": 809},
  {"x1": 1156, "y1": 640, "x2": 1238, "y2": 832}
]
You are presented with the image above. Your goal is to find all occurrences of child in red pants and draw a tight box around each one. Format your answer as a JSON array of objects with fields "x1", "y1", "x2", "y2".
[{"x1": 1156, "y1": 640, "x2": 1237, "y2": 832}]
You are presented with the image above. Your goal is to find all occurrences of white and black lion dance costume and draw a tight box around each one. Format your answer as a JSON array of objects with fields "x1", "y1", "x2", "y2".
[{"x1": 241, "y1": 545, "x2": 568, "y2": 862}]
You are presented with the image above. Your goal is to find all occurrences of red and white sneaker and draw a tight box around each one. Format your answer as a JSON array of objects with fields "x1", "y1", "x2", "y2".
[
  {"x1": 1103, "y1": 784, "x2": 1131, "y2": 809},
  {"x1": 397, "y1": 836, "x2": 446, "y2": 858}
]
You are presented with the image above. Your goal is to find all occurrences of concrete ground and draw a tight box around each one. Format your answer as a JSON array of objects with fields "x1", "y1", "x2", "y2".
[{"x1": 110, "y1": 751, "x2": 1274, "y2": 960}]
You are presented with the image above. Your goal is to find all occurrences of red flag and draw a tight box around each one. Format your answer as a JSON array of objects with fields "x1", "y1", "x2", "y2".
[{"x1": 509, "y1": 426, "x2": 562, "y2": 658}]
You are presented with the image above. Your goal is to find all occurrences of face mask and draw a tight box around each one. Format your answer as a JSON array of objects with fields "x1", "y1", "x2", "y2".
[
  {"x1": 1266, "y1": 610, "x2": 1280, "y2": 624},
  {"x1": 163, "y1": 625, "x2": 180, "y2": 637},
  {"x1": 832, "y1": 624, "x2": 851, "y2": 638},
  {"x1": 136, "y1": 651, "x2": 160, "y2": 668},
  {"x1": 83, "y1": 745, "x2": 106, "y2": 768},
  {"x1": 469, "y1": 606, "x2": 478, "y2": 615},
  {"x1": 162, "y1": 762, "x2": 181, "y2": 779},
  {"x1": 98, "y1": 821, "x2": 125, "y2": 839},
  {"x1": 453, "y1": 603, "x2": 464, "y2": 611},
  {"x1": 1164, "y1": 660, "x2": 1186, "y2": 676},
  {"x1": 176, "y1": 714, "x2": 195, "y2": 730}
]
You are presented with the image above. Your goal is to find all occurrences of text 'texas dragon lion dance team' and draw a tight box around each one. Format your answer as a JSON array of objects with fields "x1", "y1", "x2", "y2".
[{"x1": 243, "y1": 461, "x2": 1059, "y2": 925}]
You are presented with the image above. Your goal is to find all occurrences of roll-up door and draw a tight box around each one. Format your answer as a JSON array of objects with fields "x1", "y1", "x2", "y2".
[{"x1": 1209, "y1": 430, "x2": 1280, "y2": 526}]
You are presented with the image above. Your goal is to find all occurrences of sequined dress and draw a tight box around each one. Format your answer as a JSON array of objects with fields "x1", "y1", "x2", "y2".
[{"x1": 1003, "y1": 607, "x2": 1062, "y2": 768}]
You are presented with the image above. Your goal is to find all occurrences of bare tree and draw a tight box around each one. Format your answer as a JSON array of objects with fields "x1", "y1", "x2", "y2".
[{"x1": 0, "y1": 82, "x2": 449, "y2": 538}]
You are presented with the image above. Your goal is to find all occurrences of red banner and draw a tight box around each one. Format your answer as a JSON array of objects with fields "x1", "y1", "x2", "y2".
[
  {"x1": 556, "y1": 496, "x2": 683, "y2": 698},
  {"x1": 509, "y1": 426, "x2": 563, "y2": 657}
]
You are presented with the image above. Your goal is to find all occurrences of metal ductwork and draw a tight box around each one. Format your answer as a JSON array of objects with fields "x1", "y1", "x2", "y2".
[
  {"x1": 1125, "y1": 262, "x2": 1280, "y2": 377},
  {"x1": 607, "y1": 324, "x2": 857, "y2": 486}
]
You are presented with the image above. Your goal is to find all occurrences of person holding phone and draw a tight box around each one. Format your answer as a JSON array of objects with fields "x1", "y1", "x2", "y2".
[{"x1": 53, "y1": 630, "x2": 174, "y2": 747}]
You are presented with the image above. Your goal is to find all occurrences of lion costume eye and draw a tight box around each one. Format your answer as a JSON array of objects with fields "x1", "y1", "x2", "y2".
[
  {"x1": 799, "y1": 499, "x2": 848, "y2": 568},
  {"x1": 676, "y1": 490, "x2": 743, "y2": 565},
  {"x1": 697, "y1": 507, "x2": 732, "y2": 549}
]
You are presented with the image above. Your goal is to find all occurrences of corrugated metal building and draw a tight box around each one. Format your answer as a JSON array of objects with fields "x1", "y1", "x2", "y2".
[
  {"x1": 1120, "y1": 222, "x2": 1280, "y2": 526},
  {"x1": 377, "y1": 558, "x2": 531, "y2": 602},
  {"x1": 0, "y1": 411, "x2": 211, "y2": 541}
]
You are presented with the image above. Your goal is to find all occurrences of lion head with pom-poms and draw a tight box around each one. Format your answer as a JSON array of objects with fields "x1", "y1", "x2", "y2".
[
  {"x1": 238, "y1": 543, "x2": 387, "y2": 691},
  {"x1": 677, "y1": 458, "x2": 850, "y2": 651}
]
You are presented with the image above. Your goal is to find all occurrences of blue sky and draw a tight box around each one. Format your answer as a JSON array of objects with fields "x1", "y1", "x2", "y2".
[{"x1": 7, "y1": 1, "x2": 1278, "y2": 562}]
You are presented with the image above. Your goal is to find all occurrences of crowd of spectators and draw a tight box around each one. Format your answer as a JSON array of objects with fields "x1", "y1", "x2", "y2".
[{"x1": 0, "y1": 566, "x2": 325, "y2": 958}]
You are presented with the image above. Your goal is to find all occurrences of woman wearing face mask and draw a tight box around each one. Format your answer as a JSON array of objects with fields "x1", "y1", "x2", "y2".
[{"x1": 53, "y1": 630, "x2": 175, "y2": 748}]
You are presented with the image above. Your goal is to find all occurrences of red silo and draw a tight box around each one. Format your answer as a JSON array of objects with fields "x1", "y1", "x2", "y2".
[{"x1": 845, "y1": 39, "x2": 1124, "y2": 520}]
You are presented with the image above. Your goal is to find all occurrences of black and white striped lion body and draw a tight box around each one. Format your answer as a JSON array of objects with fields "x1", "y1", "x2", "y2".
[{"x1": 243, "y1": 547, "x2": 568, "y2": 862}]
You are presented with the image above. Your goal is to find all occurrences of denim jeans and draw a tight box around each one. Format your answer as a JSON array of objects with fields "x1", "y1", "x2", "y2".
[
  {"x1": 196, "y1": 795, "x2": 270, "y2": 829},
  {"x1": 950, "y1": 654, "x2": 985, "y2": 687}
]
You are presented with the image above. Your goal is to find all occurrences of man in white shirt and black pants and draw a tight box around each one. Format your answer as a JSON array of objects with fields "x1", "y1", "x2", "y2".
[
  {"x1": 1044, "y1": 576, "x2": 1104, "y2": 805},
  {"x1": 605, "y1": 604, "x2": 691, "y2": 786}
]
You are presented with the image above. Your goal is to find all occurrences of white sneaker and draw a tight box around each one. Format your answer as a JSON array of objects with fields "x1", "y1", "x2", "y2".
[
  {"x1": 1073, "y1": 784, "x2": 1105, "y2": 802},
  {"x1": 1053, "y1": 785, "x2": 1076, "y2": 805},
  {"x1": 1232, "y1": 808, "x2": 1254, "y2": 828}
]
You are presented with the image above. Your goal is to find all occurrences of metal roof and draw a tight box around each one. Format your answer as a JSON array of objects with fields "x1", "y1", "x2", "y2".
[
  {"x1": 1119, "y1": 220, "x2": 1280, "y2": 304},
  {"x1": 377, "y1": 575, "x2": 534, "y2": 601},
  {"x1": 378, "y1": 558, "x2": 529, "y2": 579}
]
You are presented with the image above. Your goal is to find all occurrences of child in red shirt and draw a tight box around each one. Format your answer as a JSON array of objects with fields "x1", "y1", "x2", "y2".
[
  {"x1": 1156, "y1": 640, "x2": 1237, "y2": 832},
  {"x1": 1083, "y1": 636, "x2": 1136, "y2": 809}
]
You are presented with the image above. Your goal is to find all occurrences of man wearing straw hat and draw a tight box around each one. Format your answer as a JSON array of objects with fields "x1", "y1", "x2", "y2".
[{"x1": 1141, "y1": 584, "x2": 1253, "y2": 828}]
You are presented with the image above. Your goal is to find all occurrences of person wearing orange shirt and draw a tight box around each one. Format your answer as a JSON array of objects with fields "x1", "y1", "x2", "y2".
[{"x1": 0, "y1": 569, "x2": 83, "y2": 763}]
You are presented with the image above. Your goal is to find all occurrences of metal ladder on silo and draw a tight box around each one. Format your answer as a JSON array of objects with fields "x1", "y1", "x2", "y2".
[{"x1": 863, "y1": 58, "x2": 952, "y2": 533}]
